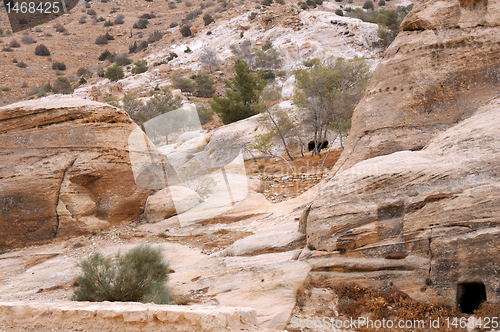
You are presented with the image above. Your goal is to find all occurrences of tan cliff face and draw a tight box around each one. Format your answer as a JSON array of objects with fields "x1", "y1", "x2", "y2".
[
  {"x1": 305, "y1": 0, "x2": 500, "y2": 310},
  {"x1": 0, "y1": 98, "x2": 151, "y2": 250},
  {"x1": 330, "y1": 0, "x2": 500, "y2": 175}
]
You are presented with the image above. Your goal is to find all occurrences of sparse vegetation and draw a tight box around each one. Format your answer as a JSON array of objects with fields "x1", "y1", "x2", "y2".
[
  {"x1": 72, "y1": 245, "x2": 172, "y2": 304},
  {"x1": 132, "y1": 60, "x2": 148, "y2": 74},
  {"x1": 34, "y1": 44, "x2": 50, "y2": 56},
  {"x1": 9, "y1": 39, "x2": 20, "y2": 48},
  {"x1": 192, "y1": 73, "x2": 216, "y2": 97},
  {"x1": 95, "y1": 35, "x2": 109, "y2": 45},
  {"x1": 77, "y1": 67, "x2": 93, "y2": 79},
  {"x1": 148, "y1": 30, "x2": 164, "y2": 43},
  {"x1": 133, "y1": 18, "x2": 149, "y2": 29},
  {"x1": 200, "y1": 47, "x2": 220, "y2": 73},
  {"x1": 21, "y1": 35, "x2": 36, "y2": 44},
  {"x1": 180, "y1": 25, "x2": 192, "y2": 37},
  {"x1": 203, "y1": 14, "x2": 215, "y2": 26},
  {"x1": 210, "y1": 59, "x2": 263, "y2": 124},
  {"x1": 114, "y1": 14, "x2": 125, "y2": 24},
  {"x1": 52, "y1": 76, "x2": 74, "y2": 94},
  {"x1": 105, "y1": 64, "x2": 124, "y2": 81},
  {"x1": 52, "y1": 61, "x2": 67, "y2": 70},
  {"x1": 115, "y1": 55, "x2": 132, "y2": 66},
  {"x1": 295, "y1": 57, "x2": 371, "y2": 151},
  {"x1": 363, "y1": 0, "x2": 374, "y2": 9}
]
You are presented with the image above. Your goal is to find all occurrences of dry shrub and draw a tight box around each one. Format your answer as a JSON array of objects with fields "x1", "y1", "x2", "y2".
[
  {"x1": 474, "y1": 301, "x2": 500, "y2": 318},
  {"x1": 333, "y1": 282, "x2": 465, "y2": 332}
]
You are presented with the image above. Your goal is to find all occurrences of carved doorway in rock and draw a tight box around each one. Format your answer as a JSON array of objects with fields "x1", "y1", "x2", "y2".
[{"x1": 457, "y1": 282, "x2": 487, "y2": 314}]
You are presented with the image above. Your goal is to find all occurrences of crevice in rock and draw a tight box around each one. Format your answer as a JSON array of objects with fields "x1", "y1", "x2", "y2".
[
  {"x1": 54, "y1": 157, "x2": 77, "y2": 237},
  {"x1": 428, "y1": 227, "x2": 433, "y2": 275}
]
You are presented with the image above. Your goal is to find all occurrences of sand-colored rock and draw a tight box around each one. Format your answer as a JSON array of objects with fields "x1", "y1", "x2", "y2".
[
  {"x1": 0, "y1": 98, "x2": 150, "y2": 250},
  {"x1": 0, "y1": 301, "x2": 258, "y2": 332},
  {"x1": 332, "y1": 0, "x2": 500, "y2": 174},
  {"x1": 144, "y1": 186, "x2": 203, "y2": 223},
  {"x1": 306, "y1": 96, "x2": 500, "y2": 306}
]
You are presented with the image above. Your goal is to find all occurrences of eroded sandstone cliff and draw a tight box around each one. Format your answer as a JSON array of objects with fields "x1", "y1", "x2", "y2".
[{"x1": 0, "y1": 98, "x2": 151, "y2": 250}]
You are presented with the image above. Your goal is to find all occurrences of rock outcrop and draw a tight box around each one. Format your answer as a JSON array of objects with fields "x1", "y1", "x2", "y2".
[
  {"x1": 306, "y1": 93, "x2": 500, "y2": 307},
  {"x1": 331, "y1": 0, "x2": 500, "y2": 174},
  {"x1": 0, "y1": 98, "x2": 150, "y2": 250}
]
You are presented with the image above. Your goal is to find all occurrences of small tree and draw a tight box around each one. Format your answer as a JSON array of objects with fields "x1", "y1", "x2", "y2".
[
  {"x1": 200, "y1": 47, "x2": 219, "y2": 73},
  {"x1": 105, "y1": 64, "x2": 124, "y2": 81},
  {"x1": 210, "y1": 59, "x2": 262, "y2": 124},
  {"x1": 122, "y1": 94, "x2": 145, "y2": 124},
  {"x1": 294, "y1": 57, "x2": 371, "y2": 152},
  {"x1": 52, "y1": 76, "x2": 74, "y2": 94},
  {"x1": 34, "y1": 44, "x2": 50, "y2": 56},
  {"x1": 132, "y1": 60, "x2": 148, "y2": 74},
  {"x1": 180, "y1": 25, "x2": 192, "y2": 37}
]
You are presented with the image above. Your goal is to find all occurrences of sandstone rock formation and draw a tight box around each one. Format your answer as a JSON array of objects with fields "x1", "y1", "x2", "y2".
[
  {"x1": 0, "y1": 98, "x2": 151, "y2": 250},
  {"x1": 306, "y1": 94, "x2": 500, "y2": 307},
  {"x1": 331, "y1": 0, "x2": 500, "y2": 174},
  {"x1": 144, "y1": 186, "x2": 203, "y2": 223}
]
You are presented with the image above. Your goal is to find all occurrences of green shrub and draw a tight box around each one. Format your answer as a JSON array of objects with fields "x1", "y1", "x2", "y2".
[
  {"x1": 16, "y1": 61, "x2": 28, "y2": 68},
  {"x1": 52, "y1": 61, "x2": 66, "y2": 70},
  {"x1": 173, "y1": 74, "x2": 195, "y2": 93},
  {"x1": 72, "y1": 245, "x2": 172, "y2": 304},
  {"x1": 34, "y1": 44, "x2": 50, "y2": 56},
  {"x1": 99, "y1": 49, "x2": 114, "y2": 61},
  {"x1": 335, "y1": 9, "x2": 344, "y2": 16},
  {"x1": 132, "y1": 60, "x2": 148, "y2": 74},
  {"x1": 2, "y1": 87, "x2": 10, "y2": 91},
  {"x1": 180, "y1": 25, "x2": 192, "y2": 37},
  {"x1": 168, "y1": 2, "x2": 177, "y2": 8},
  {"x1": 363, "y1": 0, "x2": 374, "y2": 9},
  {"x1": 52, "y1": 76, "x2": 74, "y2": 94},
  {"x1": 141, "y1": 13, "x2": 156, "y2": 19},
  {"x1": 105, "y1": 64, "x2": 124, "y2": 81},
  {"x1": 378, "y1": 0, "x2": 385, "y2": 5}
]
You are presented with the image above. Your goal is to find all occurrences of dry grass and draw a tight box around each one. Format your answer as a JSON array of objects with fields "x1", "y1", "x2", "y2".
[{"x1": 331, "y1": 283, "x2": 465, "y2": 332}]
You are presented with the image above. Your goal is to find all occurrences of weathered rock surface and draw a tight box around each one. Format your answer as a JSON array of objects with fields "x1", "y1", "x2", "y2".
[
  {"x1": 144, "y1": 186, "x2": 203, "y2": 223},
  {"x1": 0, "y1": 301, "x2": 258, "y2": 332},
  {"x1": 332, "y1": 0, "x2": 500, "y2": 174},
  {"x1": 0, "y1": 98, "x2": 150, "y2": 250},
  {"x1": 306, "y1": 96, "x2": 500, "y2": 306}
]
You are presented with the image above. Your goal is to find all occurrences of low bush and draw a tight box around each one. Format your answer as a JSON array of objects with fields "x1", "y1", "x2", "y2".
[
  {"x1": 203, "y1": 14, "x2": 214, "y2": 26},
  {"x1": 114, "y1": 14, "x2": 125, "y2": 24},
  {"x1": 141, "y1": 13, "x2": 156, "y2": 19},
  {"x1": 168, "y1": 2, "x2": 177, "y2": 8},
  {"x1": 115, "y1": 55, "x2": 132, "y2": 66},
  {"x1": 52, "y1": 61, "x2": 66, "y2": 70},
  {"x1": 72, "y1": 245, "x2": 171, "y2": 304},
  {"x1": 379, "y1": 0, "x2": 386, "y2": 5},
  {"x1": 16, "y1": 61, "x2": 27, "y2": 68},
  {"x1": 180, "y1": 25, "x2": 192, "y2": 37},
  {"x1": 52, "y1": 76, "x2": 74, "y2": 94},
  {"x1": 77, "y1": 67, "x2": 93, "y2": 79},
  {"x1": 105, "y1": 32, "x2": 114, "y2": 40},
  {"x1": 9, "y1": 39, "x2": 20, "y2": 48},
  {"x1": 363, "y1": 0, "x2": 374, "y2": 9},
  {"x1": 104, "y1": 20, "x2": 114, "y2": 26},
  {"x1": 132, "y1": 60, "x2": 148, "y2": 74},
  {"x1": 34, "y1": 44, "x2": 50, "y2": 56},
  {"x1": 54, "y1": 23, "x2": 67, "y2": 33},
  {"x1": 95, "y1": 35, "x2": 108, "y2": 45},
  {"x1": 170, "y1": 22, "x2": 179, "y2": 28},
  {"x1": 105, "y1": 64, "x2": 124, "y2": 81},
  {"x1": 148, "y1": 30, "x2": 164, "y2": 43},
  {"x1": 335, "y1": 9, "x2": 343, "y2": 15},
  {"x1": 21, "y1": 35, "x2": 36, "y2": 44},
  {"x1": 133, "y1": 18, "x2": 149, "y2": 29},
  {"x1": 87, "y1": 8, "x2": 97, "y2": 15}
]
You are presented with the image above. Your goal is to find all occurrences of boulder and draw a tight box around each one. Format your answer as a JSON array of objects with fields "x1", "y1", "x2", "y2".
[
  {"x1": 306, "y1": 96, "x2": 500, "y2": 307},
  {"x1": 144, "y1": 186, "x2": 203, "y2": 223},
  {"x1": 0, "y1": 98, "x2": 151, "y2": 250},
  {"x1": 331, "y1": 0, "x2": 500, "y2": 174}
]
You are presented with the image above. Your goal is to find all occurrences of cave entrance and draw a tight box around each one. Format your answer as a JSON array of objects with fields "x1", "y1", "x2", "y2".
[{"x1": 457, "y1": 282, "x2": 487, "y2": 314}]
